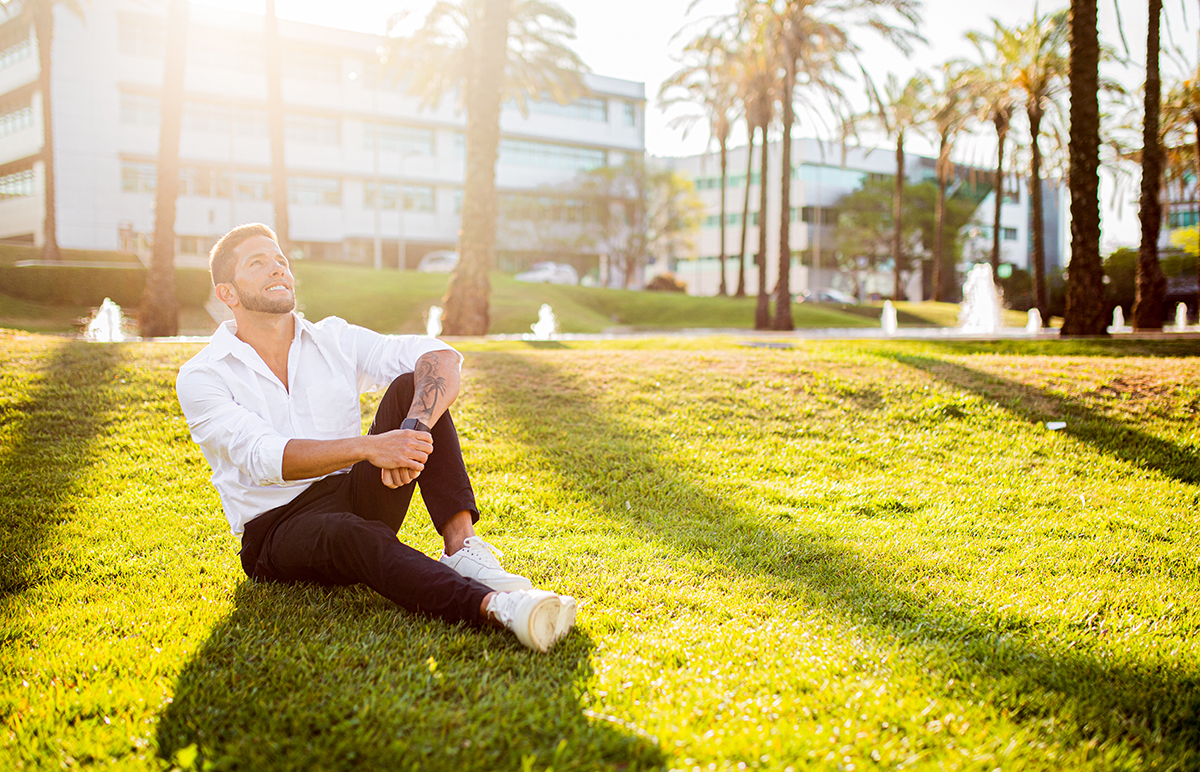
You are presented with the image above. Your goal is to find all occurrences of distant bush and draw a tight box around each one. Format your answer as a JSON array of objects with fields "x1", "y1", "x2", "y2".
[
  {"x1": 645, "y1": 272, "x2": 688, "y2": 293},
  {"x1": 0, "y1": 265, "x2": 211, "y2": 307}
]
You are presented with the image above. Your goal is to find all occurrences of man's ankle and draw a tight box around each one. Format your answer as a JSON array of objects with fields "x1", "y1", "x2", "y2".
[{"x1": 441, "y1": 510, "x2": 475, "y2": 555}]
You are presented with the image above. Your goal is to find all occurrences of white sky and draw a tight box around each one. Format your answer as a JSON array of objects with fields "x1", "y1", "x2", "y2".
[{"x1": 194, "y1": 0, "x2": 1197, "y2": 248}]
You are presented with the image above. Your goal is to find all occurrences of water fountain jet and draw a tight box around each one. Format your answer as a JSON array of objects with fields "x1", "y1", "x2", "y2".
[
  {"x1": 530, "y1": 304, "x2": 559, "y2": 340},
  {"x1": 880, "y1": 300, "x2": 898, "y2": 336},
  {"x1": 84, "y1": 298, "x2": 126, "y2": 342},
  {"x1": 426, "y1": 306, "x2": 443, "y2": 337},
  {"x1": 958, "y1": 264, "x2": 1002, "y2": 334}
]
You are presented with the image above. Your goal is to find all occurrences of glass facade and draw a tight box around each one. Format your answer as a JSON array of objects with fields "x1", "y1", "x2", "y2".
[
  {"x1": 120, "y1": 161, "x2": 156, "y2": 193},
  {"x1": 527, "y1": 96, "x2": 608, "y2": 122},
  {"x1": 0, "y1": 34, "x2": 32, "y2": 70},
  {"x1": 498, "y1": 139, "x2": 606, "y2": 172},
  {"x1": 288, "y1": 176, "x2": 341, "y2": 206},
  {"x1": 363, "y1": 123, "x2": 435, "y2": 156},
  {"x1": 0, "y1": 96, "x2": 33, "y2": 136},
  {"x1": 0, "y1": 169, "x2": 34, "y2": 200},
  {"x1": 363, "y1": 182, "x2": 435, "y2": 211}
]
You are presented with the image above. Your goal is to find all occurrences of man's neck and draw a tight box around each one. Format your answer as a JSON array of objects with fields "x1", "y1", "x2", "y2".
[{"x1": 232, "y1": 310, "x2": 295, "y2": 366}]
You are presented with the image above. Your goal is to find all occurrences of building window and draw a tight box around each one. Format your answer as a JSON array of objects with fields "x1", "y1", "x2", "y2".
[
  {"x1": 363, "y1": 123, "x2": 435, "y2": 156},
  {"x1": 623, "y1": 102, "x2": 636, "y2": 126},
  {"x1": 1002, "y1": 226, "x2": 1018, "y2": 241},
  {"x1": 282, "y1": 49, "x2": 340, "y2": 84},
  {"x1": 798, "y1": 164, "x2": 866, "y2": 190},
  {"x1": 118, "y1": 17, "x2": 164, "y2": 58},
  {"x1": 800, "y1": 206, "x2": 836, "y2": 224},
  {"x1": 0, "y1": 169, "x2": 34, "y2": 200},
  {"x1": 364, "y1": 182, "x2": 434, "y2": 211},
  {"x1": 1002, "y1": 188, "x2": 1020, "y2": 204},
  {"x1": 453, "y1": 190, "x2": 463, "y2": 213},
  {"x1": 179, "y1": 166, "x2": 232, "y2": 198},
  {"x1": 0, "y1": 96, "x2": 33, "y2": 136},
  {"x1": 189, "y1": 36, "x2": 263, "y2": 70},
  {"x1": 120, "y1": 92, "x2": 159, "y2": 126},
  {"x1": 177, "y1": 235, "x2": 217, "y2": 255},
  {"x1": 702, "y1": 213, "x2": 739, "y2": 227},
  {"x1": 286, "y1": 114, "x2": 340, "y2": 146},
  {"x1": 235, "y1": 171, "x2": 272, "y2": 201},
  {"x1": 1168, "y1": 210, "x2": 1200, "y2": 229},
  {"x1": 526, "y1": 96, "x2": 608, "y2": 122},
  {"x1": 120, "y1": 161, "x2": 156, "y2": 193},
  {"x1": 0, "y1": 31, "x2": 33, "y2": 70},
  {"x1": 498, "y1": 139, "x2": 605, "y2": 172},
  {"x1": 288, "y1": 176, "x2": 341, "y2": 206},
  {"x1": 500, "y1": 193, "x2": 597, "y2": 223}
]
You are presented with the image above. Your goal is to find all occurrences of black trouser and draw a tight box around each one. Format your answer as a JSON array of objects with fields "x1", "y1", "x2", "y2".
[{"x1": 238, "y1": 373, "x2": 492, "y2": 625}]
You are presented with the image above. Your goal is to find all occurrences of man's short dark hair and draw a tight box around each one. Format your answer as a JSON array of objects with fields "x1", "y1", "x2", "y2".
[{"x1": 209, "y1": 223, "x2": 279, "y2": 286}]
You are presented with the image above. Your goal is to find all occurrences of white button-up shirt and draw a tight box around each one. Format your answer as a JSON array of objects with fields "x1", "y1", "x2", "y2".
[{"x1": 176, "y1": 313, "x2": 457, "y2": 536}]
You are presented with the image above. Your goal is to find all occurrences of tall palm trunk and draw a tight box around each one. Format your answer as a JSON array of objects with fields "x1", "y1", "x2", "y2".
[
  {"x1": 990, "y1": 112, "x2": 1010, "y2": 279},
  {"x1": 442, "y1": 0, "x2": 510, "y2": 336},
  {"x1": 32, "y1": 3, "x2": 58, "y2": 262},
  {"x1": 755, "y1": 135, "x2": 770, "y2": 329},
  {"x1": 717, "y1": 134, "x2": 728, "y2": 296},
  {"x1": 1194, "y1": 117, "x2": 1200, "y2": 316},
  {"x1": 773, "y1": 58, "x2": 795, "y2": 330},
  {"x1": 1134, "y1": 0, "x2": 1167, "y2": 329},
  {"x1": 1062, "y1": 0, "x2": 1107, "y2": 336},
  {"x1": 140, "y1": 0, "x2": 188, "y2": 337},
  {"x1": 265, "y1": 0, "x2": 290, "y2": 256},
  {"x1": 736, "y1": 125, "x2": 755, "y2": 298},
  {"x1": 1028, "y1": 108, "x2": 1048, "y2": 323},
  {"x1": 932, "y1": 134, "x2": 950, "y2": 301},
  {"x1": 891, "y1": 130, "x2": 905, "y2": 300}
]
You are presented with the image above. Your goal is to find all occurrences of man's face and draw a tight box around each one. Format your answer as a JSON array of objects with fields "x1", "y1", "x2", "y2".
[{"x1": 226, "y1": 235, "x2": 296, "y2": 314}]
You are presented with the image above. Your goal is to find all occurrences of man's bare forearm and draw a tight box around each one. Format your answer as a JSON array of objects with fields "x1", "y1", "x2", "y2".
[
  {"x1": 408, "y1": 350, "x2": 461, "y2": 427},
  {"x1": 282, "y1": 436, "x2": 372, "y2": 481}
]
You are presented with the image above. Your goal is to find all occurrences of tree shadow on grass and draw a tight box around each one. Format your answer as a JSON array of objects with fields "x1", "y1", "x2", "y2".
[
  {"x1": 0, "y1": 341, "x2": 122, "y2": 613},
  {"x1": 884, "y1": 351, "x2": 1200, "y2": 485},
  {"x1": 473, "y1": 351, "x2": 1200, "y2": 766},
  {"x1": 156, "y1": 574, "x2": 662, "y2": 771},
  {"x1": 883, "y1": 338, "x2": 1200, "y2": 359}
]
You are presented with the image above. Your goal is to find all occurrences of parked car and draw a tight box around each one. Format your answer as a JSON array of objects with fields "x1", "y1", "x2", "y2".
[
  {"x1": 417, "y1": 250, "x2": 459, "y2": 273},
  {"x1": 805, "y1": 288, "x2": 858, "y2": 304},
  {"x1": 514, "y1": 261, "x2": 579, "y2": 285}
]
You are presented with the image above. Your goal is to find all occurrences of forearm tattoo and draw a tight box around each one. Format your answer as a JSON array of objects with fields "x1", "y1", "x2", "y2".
[{"x1": 411, "y1": 354, "x2": 450, "y2": 422}]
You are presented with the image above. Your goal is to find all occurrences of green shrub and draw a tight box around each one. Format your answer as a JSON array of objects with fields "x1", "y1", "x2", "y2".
[
  {"x1": 0, "y1": 265, "x2": 211, "y2": 307},
  {"x1": 645, "y1": 272, "x2": 688, "y2": 293}
]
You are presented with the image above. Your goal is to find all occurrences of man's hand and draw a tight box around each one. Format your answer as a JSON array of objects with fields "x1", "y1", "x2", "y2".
[{"x1": 367, "y1": 428, "x2": 433, "y2": 489}]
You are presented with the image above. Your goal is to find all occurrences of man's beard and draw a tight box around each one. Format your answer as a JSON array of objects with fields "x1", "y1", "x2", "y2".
[{"x1": 234, "y1": 283, "x2": 295, "y2": 314}]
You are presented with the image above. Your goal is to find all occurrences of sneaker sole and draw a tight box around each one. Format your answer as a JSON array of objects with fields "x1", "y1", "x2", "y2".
[{"x1": 527, "y1": 595, "x2": 576, "y2": 653}]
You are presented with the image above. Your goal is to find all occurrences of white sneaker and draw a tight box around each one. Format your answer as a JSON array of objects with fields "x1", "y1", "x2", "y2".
[
  {"x1": 439, "y1": 536, "x2": 533, "y2": 592},
  {"x1": 487, "y1": 589, "x2": 577, "y2": 653}
]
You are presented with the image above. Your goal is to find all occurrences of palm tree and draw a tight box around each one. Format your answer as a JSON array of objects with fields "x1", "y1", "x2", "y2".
[
  {"x1": 264, "y1": 0, "x2": 290, "y2": 257},
  {"x1": 733, "y1": 9, "x2": 778, "y2": 302},
  {"x1": 0, "y1": 0, "x2": 85, "y2": 262},
  {"x1": 1061, "y1": 0, "x2": 1107, "y2": 336},
  {"x1": 926, "y1": 64, "x2": 974, "y2": 302},
  {"x1": 1132, "y1": 0, "x2": 1167, "y2": 329},
  {"x1": 395, "y1": 0, "x2": 585, "y2": 336},
  {"x1": 964, "y1": 26, "x2": 1019, "y2": 282},
  {"x1": 996, "y1": 10, "x2": 1070, "y2": 324},
  {"x1": 140, "y1": 0, "x2": 188, "y2": 337},
  {"x1": 660, "y1": 33, "x2": 740, "y2": 296},
  {"x1": 849, "y1": 73, "x2": 928, "y2": 300}
]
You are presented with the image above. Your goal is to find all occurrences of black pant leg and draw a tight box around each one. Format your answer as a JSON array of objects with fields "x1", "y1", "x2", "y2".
[
  {"x1": 348, "y1": 373, "x2": 479, "y2": 534},
  {"x1": 250, "y1": 483, "x2": 490, "y2": 624}
]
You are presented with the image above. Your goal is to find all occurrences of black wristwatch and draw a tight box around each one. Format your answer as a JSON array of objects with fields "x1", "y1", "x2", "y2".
[{"x1": 400, "y1": 418, "x2": 431, "y2": 433}]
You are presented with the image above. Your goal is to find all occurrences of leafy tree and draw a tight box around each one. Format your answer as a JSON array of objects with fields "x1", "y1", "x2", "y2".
[
  {"x1": 660, "y1": 33, "x2": 740, "y2": 296},
  {"x1": 1134, "y1": 0, "x2": 1167, "y2": 329},
  {"x1": 848, "y1": 73, "x2": 929, "y2": 300},
  {"x1": 0, "y1": 0, "x2": 86, "y2": 262},
  {"x1": 140, "y1": 0, "x2": 188, "y2": 337},
  {"x1": 1061, "y1": 0, "x2": 1107, "y2": 335},
  {"x1": 264, "y1": 0, "x2": 290, "y2": 256},
  {"x1": 392, "y1": 0, "x2": 585, "y2": 335}
]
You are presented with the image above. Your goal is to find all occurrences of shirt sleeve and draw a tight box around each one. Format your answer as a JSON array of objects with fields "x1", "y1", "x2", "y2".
[
  {"x1": 176, "y1": 365, "x2": 291, "y2": 487},
  {"x1": 342, "y1": 322, "x2": 462, "y2": 393}
]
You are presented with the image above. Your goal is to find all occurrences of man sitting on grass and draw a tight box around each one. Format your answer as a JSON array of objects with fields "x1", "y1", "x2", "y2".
[{"x1": 176, "y1": 223, "x2": 575, "y2": 653}]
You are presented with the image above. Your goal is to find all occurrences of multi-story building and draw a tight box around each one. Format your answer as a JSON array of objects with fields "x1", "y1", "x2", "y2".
[
  {"x1": 0, "y1": 0, "x2": 644, "y2": 272},
  {"x1": 661, "y1": 138, "x2": 1067, "y2": 300}
]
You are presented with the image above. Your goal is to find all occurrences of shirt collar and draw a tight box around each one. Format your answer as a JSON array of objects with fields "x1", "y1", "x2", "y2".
[{"x1": 206, "y1": 312, "x2": 307, "y2": 372}]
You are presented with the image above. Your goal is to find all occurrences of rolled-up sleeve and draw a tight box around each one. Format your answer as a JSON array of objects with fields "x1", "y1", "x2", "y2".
[
  {"x1": 177, "y1": 367, "x2": 290, "y2": 486},
  {"x1": 341, "y1": 322, "x2": 461, "y2": 392}
]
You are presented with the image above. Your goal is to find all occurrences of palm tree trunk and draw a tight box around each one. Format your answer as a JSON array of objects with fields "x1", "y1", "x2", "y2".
[
  {"x1": 990, "y1": 117, "x2": 1007, "y2": 279},
  {"x1": 442, "y1": 0, "x2": 510, "y2": 336},
  {"x1": 755, "y1": 133, "x2": 770, "y2": 329},
  {"x1": 265, "y1": 0, "x2": 290, "y2": 256},
  {"x1": 736, "y1": 125, "x2": 755, "y2": 298},
  {"x1": 932, "y1": 134, "x2": 949, "y2": 301},
  {"x1": 1029, "y1": 109, "x2": 1048, "y2": 323},
  {"x1": 141, "y1": 0, "x2": 188, "y2": 338},
  {"x1": 1062, "y1": 0, "x2": 1107, "y2": 336},
  {"x1": 1134, "y1": 0, "x2": 1167, "y2": 330},
  {"x1": 773, "y1": 58, "x2": 795, "y2": 330},
  {"x1": 892, "y1": 131, "x2": 905, "y2": 300},
  {"x1": 32, "y1": 3, "x2": 58, "y2": 262},
  {"x1": 1194, "y1": 117, "x2": 1200, "y2": 317},
  {"x1": 718, "y1": 135, "x2": 728, "y2": 296}
]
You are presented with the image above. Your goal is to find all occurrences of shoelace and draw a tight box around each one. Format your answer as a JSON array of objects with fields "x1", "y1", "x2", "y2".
[{"x1": 463, "y1": 537, "x2": 504, "y2": 567}]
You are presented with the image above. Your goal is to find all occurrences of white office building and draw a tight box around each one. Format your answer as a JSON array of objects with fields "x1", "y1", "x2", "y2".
[
  {"x1": 0, "y1": 0, "x2": 645, "y2": 271},
  {"x1": 661, "y1": 138, "x2": 1067, "y2": 299}
]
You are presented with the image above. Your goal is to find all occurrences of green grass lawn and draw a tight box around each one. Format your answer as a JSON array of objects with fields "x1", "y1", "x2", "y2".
[{"x1": 3, "y1": 331, "x2": 1199, "y2": 770}]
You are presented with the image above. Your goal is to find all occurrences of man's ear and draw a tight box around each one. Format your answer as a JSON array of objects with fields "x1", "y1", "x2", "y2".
[{"x1": 214, "y1": 282, "x2": 239, "y2": 309}]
